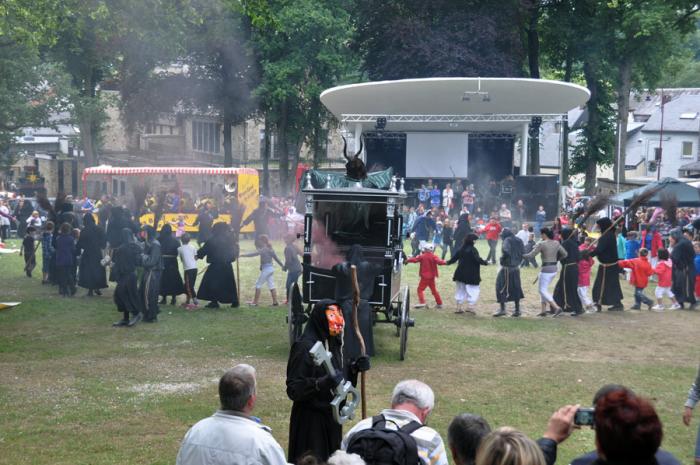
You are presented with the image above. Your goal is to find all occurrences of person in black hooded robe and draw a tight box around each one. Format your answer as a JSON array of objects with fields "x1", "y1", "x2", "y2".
[
  {"x1": 494, "y1": 228, "x2": 525, "y2": 317},
  {"x1": 669, "y1": 227, "x2": 697, "y2": 309},
  {"x1": 452, "y1": 212, "x2": 472, "y2": 258},
  {"x1": 286, "y1": 300, "x2": 346, "y2": 463},
  {"x1": 196, "y1": 222, "x2": 238, "y2": 308},
  {"x1": 76, "y1": 213, "x2": 107, "y2": 296},
  {"x1": 112, "y1": 228, "x2": 143, "y2": 327},
  {"x1": 591, "y1": 217, "x2": 624, "y2": 311},
  {"x1": 139, "y1": 225, "x2": 162, "y2": 322},
  {"x1": 553, "y1": 228, "x2": 583, "y2": 315},
  {"x1": 332, "y1": 244, "x2": 383, "y2": 360},
  {"x1": 157, "y1": 224, "x2": 185, "y2": 305}
]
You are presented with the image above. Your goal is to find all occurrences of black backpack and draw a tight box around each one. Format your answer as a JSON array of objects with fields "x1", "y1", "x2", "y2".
[{"x1": 346, "y1": 414, "x2": 423, "y2": 465}]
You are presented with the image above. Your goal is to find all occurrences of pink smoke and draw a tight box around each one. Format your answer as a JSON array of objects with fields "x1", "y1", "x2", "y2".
[{"x1": 311, "y1": 220, "x2": 345, "y2": 269}]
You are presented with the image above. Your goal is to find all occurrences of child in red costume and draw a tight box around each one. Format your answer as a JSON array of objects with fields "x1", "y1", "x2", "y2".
[{"x1": 406, "y1": 243, "x2": 446, "y2": 309}]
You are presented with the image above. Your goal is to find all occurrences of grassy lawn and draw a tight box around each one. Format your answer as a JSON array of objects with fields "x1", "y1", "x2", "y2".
[{"x1": 0, "y1": 238, "x2": 698, "y2": 465}]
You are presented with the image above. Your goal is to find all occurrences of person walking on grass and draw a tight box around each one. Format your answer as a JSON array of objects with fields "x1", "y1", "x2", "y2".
[
  {"x1": 618, "y1": 248, "x2": 655, "y2": 310},
  {"x1": 494, "y1": 229, "x2": 525, "y2": 317},
  {"x1": 55, "y1": 222, "x2": 77, "y2": 296},
  {"x1": 522, "y1": 227, "x2": 566, "y2": 317},
  {"x1": 483, "y1": 217, "x2": 502, "y2": 264},
  {"x1": 20, "y1": 226, "x2": 37, "y2": 278},
  {"x1": 241, "y1": 234, "x2": 284, "y2": 307},
  {"x1": 447, "y1": 233, "x2": 488, "y2": 314},
  {"x1": 178, "y1": 233, "x2": 199, "y2": 309},
  {"x1": 652, "y1": 248, "x2": 680, "y2": 310},
  {"x1": 577, "y1": 249, "x2": 595, "y2": 312},
  {"x1": 407, "y1": 243, "x2": 446, "y2": 309},
  {"x1": 282, "y1": 234, "x2": 302, "y2": 304},
  {"x1": 40, "y1": 222, "x2": 54, "y2": 284}
]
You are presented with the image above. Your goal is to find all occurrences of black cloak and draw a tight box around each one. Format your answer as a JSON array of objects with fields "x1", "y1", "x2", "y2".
[
  {"x1": 332, "y1": 245, "x2": 382, "y2": 359},
  {"x1": 139, "y1": 225, "x2": 162, "y2": 322},
  {"x1": 446, "y1": 234, "x2": 488, "y2": 285},
  {"x1": 112, "y1": 228, "x2": 142, "y2": 317},
  {"x1": 158, "y1": 224, "x2": 185, "y2": 296},
  {"x1": 452, "y1": 213, "x2": 472, "y2": 251},
  {"x1": 591, "y1": 218, "x2": 623, "y2": 307},
  {"x1": 196, "y1": 222, "x2": 238, "y2": 306},
  {"x1": 76, "y1": 213, "x2": 107, "y2": 290},
  {"x1": 670, "y1": 228, "x2": 697, "y2": 305},
  {"x1": 496, "y1": 230, "x2": 525, "y2": 302},
  {"x1": 286, "y1": 300, "x2": 345, "y2": 463},
  {"x1": 554, "y1": 228, "x2": 582, "y2": 313}
]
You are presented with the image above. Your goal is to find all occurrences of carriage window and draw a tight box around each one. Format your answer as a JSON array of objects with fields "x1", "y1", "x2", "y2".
[{"x1": 315, "y1": 201, "x2": 388, "y2": 247}]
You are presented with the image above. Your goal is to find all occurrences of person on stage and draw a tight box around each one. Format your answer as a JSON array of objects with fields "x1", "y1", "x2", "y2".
[
  {"x1": 669, "y1": 228, "x2": 697, "y2": 309},
  {"x1": 523, "y1": 227, "x2": 567, "y2": 317},
  {"x1": 553, "y1": 228, "x2": 583, "y2": 315},
  {"x1": 494, "y1": 229, "x2": 525, "y2": 317},
  {"x1": 112, "y1": 228, "x2": 143, "y2": 327},
  {"x1": 139, "y1": 225, "x2": 163, "y2": 322},
  {"x1": 158, "y1": 224, "x2": 185, "y2": 306},
  {"x1": 286, "y1": 301, "x2": 346, "y2": 463},
  {"x1": 196, "y1": 222, "x2": 239, "y2": 308},
  {"x1": 591, "y1": 217, "x2": 624, "y2": 311},
  {"x1": 76, "y1": 213, "x2": 107, "y2": 297}
]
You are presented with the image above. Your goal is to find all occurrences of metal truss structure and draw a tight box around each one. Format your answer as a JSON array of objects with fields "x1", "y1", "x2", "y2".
[{"x1": 340, "y1": 113, "x2": 566, "y2": 124}]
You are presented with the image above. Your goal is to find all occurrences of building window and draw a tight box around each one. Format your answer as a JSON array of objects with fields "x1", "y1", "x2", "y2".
[
  {"x1": 682, "y1": 141, "x2": 693, "y2": 158},
  {"x1": 192, "y1": 121, "x2": 221, "y2": 154}
]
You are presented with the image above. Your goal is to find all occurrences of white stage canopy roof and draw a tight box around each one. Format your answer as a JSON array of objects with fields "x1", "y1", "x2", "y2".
[{"x1": 320, "y1": 77, "x2": 590, "y2": 133}]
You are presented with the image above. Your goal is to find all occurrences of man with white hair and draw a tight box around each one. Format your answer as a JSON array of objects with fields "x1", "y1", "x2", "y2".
[
  {"x1": 175, "y1": 364, "x2": 287, "y2": 465},
  {"x1": 342, "y1": 379, "x2": 448, "y2": 465}
]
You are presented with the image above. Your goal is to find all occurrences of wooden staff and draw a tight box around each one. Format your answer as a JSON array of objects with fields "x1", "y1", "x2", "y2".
[
  {"x1": 590, "y1": 185, "x2": 664, "y2": 247},
  {"x1": 350, "y1": 264, "x2": 367, "y2": 419}
]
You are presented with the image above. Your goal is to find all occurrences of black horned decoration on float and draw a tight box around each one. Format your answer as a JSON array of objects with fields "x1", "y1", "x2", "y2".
[{"x1": 342, "y1": 135, "x2": 367, "y2": 181}]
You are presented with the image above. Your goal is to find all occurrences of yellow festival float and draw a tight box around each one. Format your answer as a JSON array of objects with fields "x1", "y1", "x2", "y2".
[{"x1": 81, "y1": 166, "x2": 259, "y2": 233}]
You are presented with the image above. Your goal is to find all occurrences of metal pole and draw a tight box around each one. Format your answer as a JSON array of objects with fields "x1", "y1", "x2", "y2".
[
  {"x1": 616, "y1": 119, "x2": 622, "y2": 193},
  {"x1": 657, "y1": 89, "x2": 665, "y2": 181}
]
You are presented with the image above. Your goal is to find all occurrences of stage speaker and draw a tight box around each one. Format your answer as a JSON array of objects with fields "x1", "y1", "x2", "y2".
[{"x1": 514, "y1": 175, "x2": 559, "y2": 221}]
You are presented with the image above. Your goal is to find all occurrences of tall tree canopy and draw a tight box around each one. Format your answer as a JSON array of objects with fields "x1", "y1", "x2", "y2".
[{"x1": 352, "y1": 0, "x2": 526, "y2": 80}]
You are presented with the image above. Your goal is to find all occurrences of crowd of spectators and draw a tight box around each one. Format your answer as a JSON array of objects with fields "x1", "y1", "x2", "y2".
[{"x1": 175, "y1": 363, "x2": 700, "y2": 465}]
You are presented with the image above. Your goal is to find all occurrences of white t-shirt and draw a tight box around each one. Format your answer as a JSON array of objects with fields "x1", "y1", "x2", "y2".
[
  {"x1": 0, "y1": 205, "x2": 10, "y2": 226},
  {"x1": 178, "y1": 243, "x2": 197, "y2": 271},
  {"x1": 515, "y1": 229, "x2": 530, "y2": 245}
]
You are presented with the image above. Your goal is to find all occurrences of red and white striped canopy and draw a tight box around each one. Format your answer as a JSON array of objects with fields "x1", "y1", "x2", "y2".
[{"x1": 82, "y1": 166, "x2": 258, "y2": 180}]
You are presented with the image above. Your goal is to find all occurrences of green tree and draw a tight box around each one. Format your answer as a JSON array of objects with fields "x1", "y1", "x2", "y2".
[
  {"x1": 603, "y1": 0, "x2": 699, "y2": 184},
  {"x1": 247, "y1": 0, "x2": 355, "y2": 193}
]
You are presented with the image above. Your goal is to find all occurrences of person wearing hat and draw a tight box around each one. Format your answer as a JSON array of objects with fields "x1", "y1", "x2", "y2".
[
  {"x1": 494, "y1": 229, "x2": 525, "y2": 317},
  {"x1": 669, "y1": 227, "x2": 697, "y2": 309},
  {"x1": 406, "y1": 242, "x2": 446, "y2": 309},
  {"x1": 591, "y1": 217, "x2": 624, "y2": 311}
]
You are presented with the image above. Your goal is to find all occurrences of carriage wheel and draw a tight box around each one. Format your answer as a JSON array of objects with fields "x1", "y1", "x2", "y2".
[{"x1": 399, "y1": 286, "x2": 411, "y2": 361}]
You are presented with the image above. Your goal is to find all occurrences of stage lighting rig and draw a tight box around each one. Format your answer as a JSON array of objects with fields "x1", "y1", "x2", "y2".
[{"x1": 375, "y1": 117, "x2": 387, "y2": 131}]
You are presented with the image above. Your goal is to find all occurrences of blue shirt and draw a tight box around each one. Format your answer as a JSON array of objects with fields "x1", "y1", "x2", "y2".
[
  {"x1": 413, "y1": 215, "x2": 436, "y2": 241},
  {"x1": 694, "y1": 254, "x2": 700, "y2": 275},
  {"x1": 625, "y1": 239, "x2": 641, "y2": 259},
  {"x1": 430, "y1": 188, "x2": 441, "y2": 207}
]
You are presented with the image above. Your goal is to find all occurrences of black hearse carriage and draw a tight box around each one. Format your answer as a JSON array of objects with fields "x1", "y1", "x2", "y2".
[{"x1": 288, "y1": 169, "x2": 414, "y2": 360}]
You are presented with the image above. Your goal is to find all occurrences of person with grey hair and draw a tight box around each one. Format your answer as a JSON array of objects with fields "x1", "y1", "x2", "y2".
[
  {"x1": 175, "y1": 364, "x2": 287, "y2": 465},
  {"x1": 341, "y1": 379, "x2": 448, "y2": 465},
  {"x1": 327, "y1": 450, "x2": 366, "y2": 465}
]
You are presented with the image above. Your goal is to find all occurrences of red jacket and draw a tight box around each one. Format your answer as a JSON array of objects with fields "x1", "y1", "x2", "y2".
[
  {"x1": 654, "y1": 259, "x2": 673, "y2": 287},
  {"x1": 407, "y1": 251, "x2": 445, "y2": 279},
  {"x1": 640, "y1": 230, "x2": 663, "y2": 257},
  {"x1": 578, "y1": 256, "x2": 594, "y2": 287},
  {"x1": 618, "y1": 256, "x2": 654, "y2": 289},
  {"x1": 483, "y1": 222, "x2": 502, "y2": 241}
]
